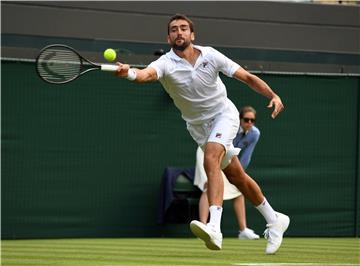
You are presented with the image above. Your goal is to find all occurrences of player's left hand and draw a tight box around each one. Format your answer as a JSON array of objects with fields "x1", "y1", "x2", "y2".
[{"x1": 267, "y1": 95, "x2": 284, "y2": 119}]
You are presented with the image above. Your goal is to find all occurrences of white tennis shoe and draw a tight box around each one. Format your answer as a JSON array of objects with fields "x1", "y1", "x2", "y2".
[
  {"x1": 263, "y1": 212, "x2": 290, "y2": 254},
  {"x1": 238, "y1": 228, "x2": 260, "y2": 240},
  {"x1": 190, "y1": 220, "x2": 223, "y2": 250}
]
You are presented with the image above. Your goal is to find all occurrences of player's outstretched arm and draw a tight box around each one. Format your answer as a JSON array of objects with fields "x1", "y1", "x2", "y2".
[
  {"x1": 233, "y1": 67, "x2": 284, "y2": 119},
  {"x1": 115, "y1": 63, "x2": 158, "y2": 83}
]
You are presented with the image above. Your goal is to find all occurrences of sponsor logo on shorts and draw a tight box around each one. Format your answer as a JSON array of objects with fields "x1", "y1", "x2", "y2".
[{"x1": 215, "y1": 133, "x2": 222, "y2": 138}]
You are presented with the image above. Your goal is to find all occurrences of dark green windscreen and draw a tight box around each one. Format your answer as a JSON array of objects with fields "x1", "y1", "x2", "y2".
[{"x1": 2, "y1": 61, "x2": 359, "y2": 238}]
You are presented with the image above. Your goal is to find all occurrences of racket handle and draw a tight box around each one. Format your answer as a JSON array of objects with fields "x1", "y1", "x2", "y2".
[{"x1": 101, "y1": 64, "x2": 119, "y2": 72}]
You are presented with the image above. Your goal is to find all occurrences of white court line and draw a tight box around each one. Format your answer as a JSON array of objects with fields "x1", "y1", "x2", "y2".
[{"x1": 233, "y1": 263, "x2": 360, "y2": 266}]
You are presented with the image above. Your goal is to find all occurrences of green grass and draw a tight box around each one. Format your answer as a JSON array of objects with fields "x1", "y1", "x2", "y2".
[{"x1": 2, "y1": 238, "x2": 359, "y2": 266}]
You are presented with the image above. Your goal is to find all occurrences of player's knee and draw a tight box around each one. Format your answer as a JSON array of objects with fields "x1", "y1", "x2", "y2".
[{"x1": 203, "y1": 152, "x2": 221, "y2": 168}]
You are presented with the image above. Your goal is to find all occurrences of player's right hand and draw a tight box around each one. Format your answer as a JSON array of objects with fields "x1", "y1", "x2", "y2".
[{"x1": 115, "y1": 62, "x2": 130, "y2": 78}]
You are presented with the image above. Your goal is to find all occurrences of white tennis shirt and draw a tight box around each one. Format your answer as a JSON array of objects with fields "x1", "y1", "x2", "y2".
[{"x1": 149, "y1": 45, "x2": 240, "y2": 124}]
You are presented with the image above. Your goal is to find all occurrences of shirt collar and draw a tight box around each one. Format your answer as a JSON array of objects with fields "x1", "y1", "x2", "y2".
[{"x1": 167, "y1": 44, "x2": 204, "y2": 61}]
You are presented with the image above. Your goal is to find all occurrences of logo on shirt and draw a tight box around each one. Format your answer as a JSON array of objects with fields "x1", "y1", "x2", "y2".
[
  {"x1": 202, "y1": 60, "x2": 209, "y2": 68},
  {"x1": 215, "y1": 133, "x2": 222, "y2": 138}
]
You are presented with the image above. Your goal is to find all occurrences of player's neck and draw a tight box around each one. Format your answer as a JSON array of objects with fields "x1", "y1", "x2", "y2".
[{"x1": 174, "y1": 45, "x2": 200, "y2": 66}]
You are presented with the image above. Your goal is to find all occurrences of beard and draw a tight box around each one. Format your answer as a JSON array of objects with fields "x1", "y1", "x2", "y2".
[{"x1": 172, "y1": 39, "x2": 191, "y2": 51}]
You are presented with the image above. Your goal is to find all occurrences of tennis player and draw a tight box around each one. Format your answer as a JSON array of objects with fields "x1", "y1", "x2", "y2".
[{"x1": 116, "y1": 14, "x2": 290, "y2": 254}]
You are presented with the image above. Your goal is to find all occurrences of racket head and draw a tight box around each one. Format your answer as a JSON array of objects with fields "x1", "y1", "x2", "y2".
[{"x1": 36, "y1": 44, "x2": 84, "y2": 84}]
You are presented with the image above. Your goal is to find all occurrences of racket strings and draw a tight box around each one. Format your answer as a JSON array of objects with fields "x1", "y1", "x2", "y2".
[{"x1": 37, "y1": 48, "x2": 82, "y2": 83}]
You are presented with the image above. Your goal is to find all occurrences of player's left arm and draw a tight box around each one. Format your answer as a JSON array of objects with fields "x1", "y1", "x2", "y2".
[{"x1": 233, "y1": 67, "x2": 284, "y2": 119}]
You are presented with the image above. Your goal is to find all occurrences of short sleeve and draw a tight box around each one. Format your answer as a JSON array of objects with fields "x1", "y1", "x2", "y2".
[
  {"x1": 211, "y1": 47, "x2": 240, "y2": 77},
  {"x1": 148, "y1": 56, "x2": 167, "y2": 80}
]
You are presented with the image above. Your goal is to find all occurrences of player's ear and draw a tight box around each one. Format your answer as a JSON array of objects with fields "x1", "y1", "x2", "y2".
[{"x1": 191, "y1": 32, "x2": 195, "y2": 42}]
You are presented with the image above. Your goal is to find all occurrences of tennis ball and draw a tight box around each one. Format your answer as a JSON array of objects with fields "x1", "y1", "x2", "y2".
[{"x1": 103, "y1": 48, "x2": 117, "y2": 62}]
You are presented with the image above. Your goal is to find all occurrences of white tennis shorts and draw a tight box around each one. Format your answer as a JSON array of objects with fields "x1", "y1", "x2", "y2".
[
  {"x1": 194, "y1": 146, "x2": 242, "y2": 200},
  {"x1": 186, "y1": 100, "x2": 240, "y2": 169}
]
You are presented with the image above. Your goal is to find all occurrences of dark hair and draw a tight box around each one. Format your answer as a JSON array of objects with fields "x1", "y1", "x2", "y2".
[
  {"x1": 239, "y1": 106, "x2": 257, "y2": 119},
  {"x1": 167, "y1": 14, "x2": 194, "y2": 34}
]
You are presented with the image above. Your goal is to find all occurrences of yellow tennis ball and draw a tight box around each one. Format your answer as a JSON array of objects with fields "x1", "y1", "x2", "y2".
[{"x1": 103, "y1": 48, "x2": 117, "y2": 62}]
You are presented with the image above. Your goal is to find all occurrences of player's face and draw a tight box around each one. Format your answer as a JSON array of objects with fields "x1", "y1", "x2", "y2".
[
  {"x1": 240, "y1": 111, "x2": 256, "y2": 132},
  {"x1": 167, "y1": 19, "x2": 194, "y2": 51}
]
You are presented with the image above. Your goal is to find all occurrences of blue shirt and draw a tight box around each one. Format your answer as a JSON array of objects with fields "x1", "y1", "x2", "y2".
[{"x1": 233, "y1": 126, "x2": 260, "y2": 169}]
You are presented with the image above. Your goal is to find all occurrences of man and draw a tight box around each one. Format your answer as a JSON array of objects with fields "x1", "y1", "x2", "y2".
[
  {"x1": 116, "y1": 14, "x2": 289, "y2": 254},
  {"x1": 195, "y1": 106, "x2": 260, "y2": 240}
]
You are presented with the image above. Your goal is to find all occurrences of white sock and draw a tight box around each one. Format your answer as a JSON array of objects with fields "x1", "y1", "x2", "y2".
[
  {"x1": 208, "y1": 205, "x2": 223, "y2": 232},
  {"x1": 256, "y1": 198, "x2": 278, "y2": 224}
]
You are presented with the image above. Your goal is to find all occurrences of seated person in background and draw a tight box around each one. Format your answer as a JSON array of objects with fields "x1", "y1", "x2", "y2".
[{"x1": 194, "y1": 106, "x2": 260, "y2": 239}]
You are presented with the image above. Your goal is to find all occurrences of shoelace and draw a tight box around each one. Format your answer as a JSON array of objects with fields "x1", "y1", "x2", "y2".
[
  {"x1": 263, "y1": 228, "x2": 270, "y2": 239},
  {"x1": 263, "y1": 223, "x2": 274, "y2": 240}
]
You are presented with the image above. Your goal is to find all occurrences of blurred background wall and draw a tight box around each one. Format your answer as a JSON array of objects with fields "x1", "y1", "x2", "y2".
[{"x1": 2, "y1": 1, "x2": 359, "y2": 73}]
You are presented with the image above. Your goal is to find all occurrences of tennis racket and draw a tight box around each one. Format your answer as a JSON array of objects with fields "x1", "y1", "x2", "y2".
[{"x1": 36, "y1": 44, "x2": 119, "y2": 84}]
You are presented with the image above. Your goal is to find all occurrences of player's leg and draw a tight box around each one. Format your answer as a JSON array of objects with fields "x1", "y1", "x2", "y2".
[
  {"x1": 189, "y1": 101, "x2": 239, "y2": 250},
  {"x1": 190, "y1": 141, "x2": 225, "y2": 250},
  {"x1": 223, "y1": 157, "x2": 264, "y2": 206},
  {"x1": 188, "y1": 126, "x2": 225, "y2": 250},
  {"x1": 203, "y1": 142, "x2": 225, "y2": 230},
  {"x1": 223, "y1": 156, "x2": 290, "y2": 254}
]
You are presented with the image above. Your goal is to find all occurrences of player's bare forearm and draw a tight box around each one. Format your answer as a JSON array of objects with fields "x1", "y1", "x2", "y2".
[
  {"x1": 233, "y1": 68, "x2": 275, "y2": 98},
  {"x1": 233, "y1": 67, "x2": 284, "y2": 118},
  {"x1": 247, "y1": 75, "x2": 276, "y2": 98},
  {"x1": 115, "y1": 63, "x2": 157, "y2": 83}
]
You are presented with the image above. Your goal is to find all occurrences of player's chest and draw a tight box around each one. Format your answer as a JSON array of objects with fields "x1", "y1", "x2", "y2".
[{"x1": 166, "y1": 59, "x2": 217, "y2": 87}]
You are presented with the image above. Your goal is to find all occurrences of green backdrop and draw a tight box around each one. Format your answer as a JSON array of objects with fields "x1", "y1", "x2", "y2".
[{"x1": 2, "y1": 60, "x2": 359, "y2": 238}]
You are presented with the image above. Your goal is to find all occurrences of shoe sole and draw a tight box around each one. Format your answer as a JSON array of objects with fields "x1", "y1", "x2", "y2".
[
  {"x1": 190, "y1": 222, "x2": 221, "y2": 250},
  {"x1": 239, "y1": 236, "x2": 260, "y2": 240}
]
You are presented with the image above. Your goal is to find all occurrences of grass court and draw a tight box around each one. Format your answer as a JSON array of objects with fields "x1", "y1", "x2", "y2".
[{"x1": 2, "y1": 237, "x2": 359, "y2": 266}]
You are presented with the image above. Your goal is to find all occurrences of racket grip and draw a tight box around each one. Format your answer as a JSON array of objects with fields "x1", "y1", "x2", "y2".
[{"x1": 101, "y1": 64, "x2": 119, "y2": 72}]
